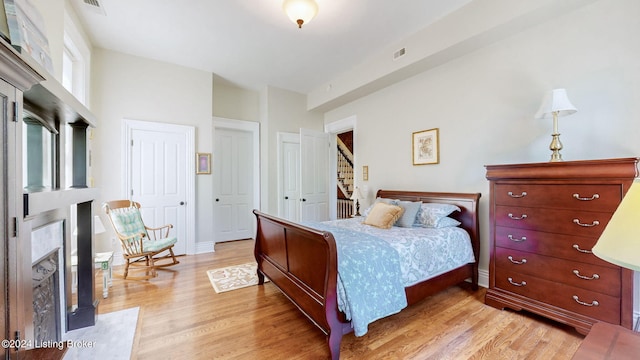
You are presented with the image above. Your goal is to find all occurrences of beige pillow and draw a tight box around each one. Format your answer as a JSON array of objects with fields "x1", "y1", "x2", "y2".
[{"x1": 363, "y1": 202, "x2": 404, "y2": 229}]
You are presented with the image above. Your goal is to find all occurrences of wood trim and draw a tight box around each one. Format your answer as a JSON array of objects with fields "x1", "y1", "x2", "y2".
[
  {"x1": 0, "y1": 38, "x2": 43, "y2": 91},
  {"x1": 486, "y1": 157, "x2": 639, "y2": 181}
]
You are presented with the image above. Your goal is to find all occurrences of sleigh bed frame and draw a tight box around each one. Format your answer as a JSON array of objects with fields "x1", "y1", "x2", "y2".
[{"x1": 253, "y1": 190, "x2": 481, "y2": 359}]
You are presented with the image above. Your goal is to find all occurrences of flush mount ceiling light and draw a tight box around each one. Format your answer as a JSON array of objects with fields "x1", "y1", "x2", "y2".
[{"x1": 282, "y1": 0, "x2": 318, "y2": 29}]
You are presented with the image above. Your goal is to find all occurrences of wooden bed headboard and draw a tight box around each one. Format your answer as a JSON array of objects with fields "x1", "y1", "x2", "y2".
[{"x1": 376, "y1": 190, "x2": 482, "y2": 263}]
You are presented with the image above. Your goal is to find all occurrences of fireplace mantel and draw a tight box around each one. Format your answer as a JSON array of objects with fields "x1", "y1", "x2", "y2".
[{"x1": 1, "y1": 34, "x2": 100, "y2": 358}]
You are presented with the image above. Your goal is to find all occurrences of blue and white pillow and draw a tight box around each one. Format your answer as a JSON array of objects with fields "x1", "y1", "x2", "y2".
[{"x1": 414, "y1": 203, "x2": 461, "y2": 228}]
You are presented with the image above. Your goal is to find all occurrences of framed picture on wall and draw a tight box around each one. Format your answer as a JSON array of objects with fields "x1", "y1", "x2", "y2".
[
  {"x1": 412, "y1": 128, "x2": 439, "y2": 165},
  {"x1": 196, "y1": 153, "x2": 211, "y2": 174}
]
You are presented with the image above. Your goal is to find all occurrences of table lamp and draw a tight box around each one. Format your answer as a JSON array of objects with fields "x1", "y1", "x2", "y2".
[
  {"x1": 592, "y1": 179, "x2": 640, "y2": 331},
  {"x1": 350, "y1": 187, "x2": 363, "y2": 217},
  {"x1": 535, "y1": 88, "x2": 578, "y2": 162}
]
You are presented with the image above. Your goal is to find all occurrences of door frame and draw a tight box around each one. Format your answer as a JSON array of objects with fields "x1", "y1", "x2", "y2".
[
  {"x1": 325, "y1": 115, "x2": 357, "y2": 220},
  {"x1": 212, "y1": 117, "x2": 261, "y2": 237},
  {"x1": 121, "y1": 119, "x2": 196, "y2": 255}
]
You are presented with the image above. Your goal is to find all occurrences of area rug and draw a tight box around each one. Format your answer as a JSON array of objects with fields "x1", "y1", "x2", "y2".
[
  {"x1": 207, "y1": 262, "x2": 268, "y2": 293},
  {"x1": 63, "y1": 307, "x2": 139, "y2": 360}
]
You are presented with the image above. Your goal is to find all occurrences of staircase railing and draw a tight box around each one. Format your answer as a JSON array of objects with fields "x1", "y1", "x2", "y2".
[
  {"x1": 337, "y1": 199, "x2": 353, "y2": 219},
  {"x1": 337, "y1": 137, "x2": 354, "y2": 199}
]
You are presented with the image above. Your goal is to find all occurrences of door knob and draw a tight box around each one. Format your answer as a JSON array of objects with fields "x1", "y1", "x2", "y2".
[
  {"x1": 216, "y1": 198, "x2": 220, "y2": 202},
  {"x1": 301, "y1": 198, "x2": 307, "y2": 202},
  {"x1": 179, "y1": 201, "x2": 185, "y2": 205},
  {"x1": 285, "y1": 196, "x2": 289, "y2": 199}
]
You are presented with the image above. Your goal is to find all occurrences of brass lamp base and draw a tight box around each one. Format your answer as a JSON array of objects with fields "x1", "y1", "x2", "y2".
[{"x1": 549, "y1": 133, "x2": 563, "y2": 162}]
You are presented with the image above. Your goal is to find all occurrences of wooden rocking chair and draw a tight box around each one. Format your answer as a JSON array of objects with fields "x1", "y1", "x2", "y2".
[{"x1": 103, "y1": 200, "x2": 180, "y2": 280}]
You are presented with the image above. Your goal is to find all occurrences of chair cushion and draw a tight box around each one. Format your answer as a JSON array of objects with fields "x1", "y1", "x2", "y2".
[
  {"x1": 144, "y1": 236, "x2": 177, "y2": 252},
  {"x1": 109, "y1": 206, "x2": 149, "y2": 238}
]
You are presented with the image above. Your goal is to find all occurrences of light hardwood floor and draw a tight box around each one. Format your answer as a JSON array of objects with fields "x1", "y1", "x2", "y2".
[{"x1": 96, "y1": 239, "x2": 584, "y2": 359}]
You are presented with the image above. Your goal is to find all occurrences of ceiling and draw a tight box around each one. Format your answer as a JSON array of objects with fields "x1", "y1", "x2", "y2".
[{"x1": 71, "y1": 0, "x2": 472, "y2": 94}]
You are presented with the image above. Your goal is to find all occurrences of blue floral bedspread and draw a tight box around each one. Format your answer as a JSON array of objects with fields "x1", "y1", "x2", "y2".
[
  {"x1": 323, "y1": 218, "x2": 476, "y2": 287},
  {"x1": 302, "y1": 221, "x2": 407, "y2": 337}
]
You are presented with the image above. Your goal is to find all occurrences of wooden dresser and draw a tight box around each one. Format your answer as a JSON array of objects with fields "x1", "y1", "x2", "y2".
[{"x1": 485, "y1": 158, "x2": 639, "y2": 334}]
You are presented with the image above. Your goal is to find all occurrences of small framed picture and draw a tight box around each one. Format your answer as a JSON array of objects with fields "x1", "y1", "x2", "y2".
[
  {"x1": 196, "y1": 153, "x2": 211, "y2": 174},
  {"x1": 412, "y1": 128, "x2": 439, "y2": 165}
]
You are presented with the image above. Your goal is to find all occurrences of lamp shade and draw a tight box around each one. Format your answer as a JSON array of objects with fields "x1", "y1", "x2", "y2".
[
  {"x1": 592, "y1": 179, "x2": 640, "y2": 271},
  {"x1": 350, "y1": 187, "x2": 363, "y2": 201},
  {"x1": 535, "y1": 88, "x2": 578, "y2": 119},
  {"x1": 283, "y1": 0, "x2": 318, "y2": 28}
]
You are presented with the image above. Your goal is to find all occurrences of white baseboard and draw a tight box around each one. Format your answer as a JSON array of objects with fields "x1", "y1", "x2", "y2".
[
  {"x1": 478, "y1": 268, "x2": 489, "y2": 288},
  {"x1": 112, "y1": 250, "x2": 124, "y2": 266},
  {"x1": 195, "y1": 241, "x2": 215, "y2": 254}
]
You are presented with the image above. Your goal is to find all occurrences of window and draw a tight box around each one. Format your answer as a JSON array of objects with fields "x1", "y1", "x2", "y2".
[
  {"x1": 62, "y1": 12, "x2": 91, "y2": 105},
  {"x1": 61, "y1": 35, "x2": 86, "y2": 104}
]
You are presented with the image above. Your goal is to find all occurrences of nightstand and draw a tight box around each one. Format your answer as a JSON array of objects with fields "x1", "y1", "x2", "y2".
[{"x1": 572, "y1": 322, "x2": 640, "y2": 359}]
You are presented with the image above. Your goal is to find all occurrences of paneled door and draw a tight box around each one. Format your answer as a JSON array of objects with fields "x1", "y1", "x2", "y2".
[
  {"x1": 213, "y1": 128, "x2": 254, "y2": 242},
  {"x1": 278, "y1": 132, "x2": 300, "y2": 222},
  {"x1": 127, "y1": 121, "x2": 194, "y2": 255},
  {"x1": 300, "y1": 128, "x2": 330, "y2": 222}
]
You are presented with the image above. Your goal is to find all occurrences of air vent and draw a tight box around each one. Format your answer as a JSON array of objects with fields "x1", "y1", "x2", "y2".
[
  {"x1": 393, "y1": 47, "x2": 406, "y2": 60},
  {"x1": 82, "y1": 0, "x2": 107, "y2": 16}
]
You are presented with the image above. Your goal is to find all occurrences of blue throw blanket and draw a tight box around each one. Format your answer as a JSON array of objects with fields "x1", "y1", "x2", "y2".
[{"x1": 303, "y1": 222, "x2": 407, "y2": 336}]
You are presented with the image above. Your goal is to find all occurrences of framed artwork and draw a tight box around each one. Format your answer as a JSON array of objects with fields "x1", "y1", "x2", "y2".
[
  {"x1": 196, "y1": 153, "x2": 211, "y2": 174},
  {"x1": 412, "y1": 128, "x2": 439, "y2": 165}
]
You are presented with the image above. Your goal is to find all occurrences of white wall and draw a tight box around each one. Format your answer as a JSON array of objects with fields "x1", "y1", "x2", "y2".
[
  {"x1": 260, "y1": 86, "x2": 324, "y2": 214},
  {"x1": 91, "y1": 49, "x2": 213, "y2": 254},
  {"x1": 324, "y1": 0, "x2": 640, "y2": 298},
  {"x1": 31, "y1": 0, "x2": 64, "y2": 80},
  {"x1": 212, "y1": 76, "x2": 260, "y2": 121}
]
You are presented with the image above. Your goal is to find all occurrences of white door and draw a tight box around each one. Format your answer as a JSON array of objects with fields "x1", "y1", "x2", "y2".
[
  {"x1": 300, "y1": 128, "x2": 330, "y2": 222},
  {"x1": 279, "y1": 133, "x2": 300, "y2": 222},
  {"x1": 214, "y1": 128, "x2": 254, "y2": 242},
  {"x1": 127, "y1": 122, "x2": 193, "y2": 255}
]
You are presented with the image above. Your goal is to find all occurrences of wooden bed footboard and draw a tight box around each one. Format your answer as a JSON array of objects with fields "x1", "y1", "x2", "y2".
[
  {"x1": 253, "y1": 211, "x2": 351, "y2": 359},
  {"x1": 253, "y1": 190, "x2": 481, "y2": 359}
]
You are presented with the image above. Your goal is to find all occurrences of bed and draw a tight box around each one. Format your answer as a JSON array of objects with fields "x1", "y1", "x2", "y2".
[{"x1": 253, "y1": 190, "x2": 481, "y2": 359}]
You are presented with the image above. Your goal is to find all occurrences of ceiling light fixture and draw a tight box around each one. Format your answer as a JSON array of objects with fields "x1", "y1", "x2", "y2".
[{"x1": 282, "y1": 0, "x2": 318, "y2": 29}]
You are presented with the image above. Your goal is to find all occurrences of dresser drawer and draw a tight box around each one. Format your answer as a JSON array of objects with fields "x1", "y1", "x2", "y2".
[
  {"x1": 495, "y1": 269, "x2": 621, "y2": 324},
  {"x1": 495, "y1": 205, "x2": 612, "y2": 237},
  {"x1": 495, "y1": 226, "x2": 617, "y2": 267},
  {"x1": 494, "y1": 184, "x2": 621, "y2": 211},
  {"x1": 495, "y1": 247, "x2": 621, "y2": 296}
]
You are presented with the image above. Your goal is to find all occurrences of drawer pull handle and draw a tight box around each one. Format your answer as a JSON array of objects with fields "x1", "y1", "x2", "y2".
[
  {"x1": 572, "y1": 295, "x2": 599, "y2": 307},
  {"x1": 573, "y1": 193, "x2": 600, "y2": 201},
  {"x1": 508, "y1": 191, "x2": 527, "y2": 198},
  {"x1": 573, "y1": 270, "x2": 600, "y2": 280},
  {"x1": 507, "y1": 235, "x2": 527, "y2": 242},
  {"x1": 572, "y1": 244, "x2": 593, "y2": 254},
  {"x1": 508, "y1": 256, "x2": 527, "y2": 265},
  {"x1": 508, "y1": 213, "x2": 528, "y2": 220},
  {"x1": 508, "y1": 277, "x2": 526, "y2": 287},
  {"x1": 573, "y1": 219, "x2": 600, "y2": 227}
]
